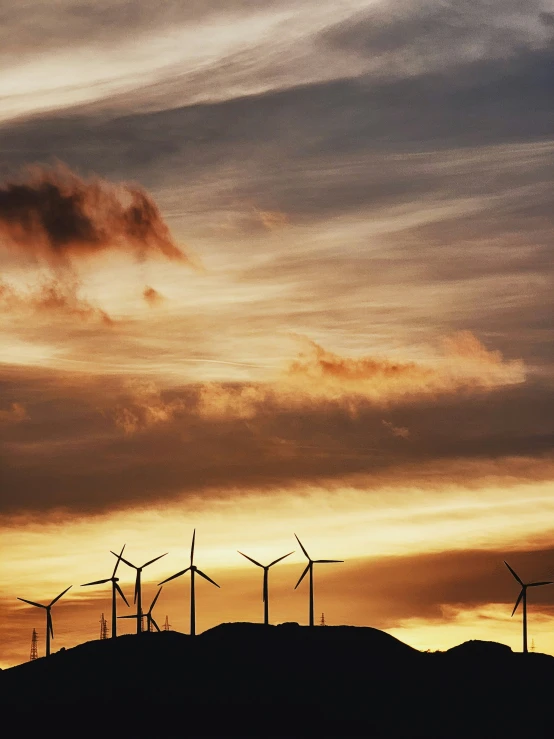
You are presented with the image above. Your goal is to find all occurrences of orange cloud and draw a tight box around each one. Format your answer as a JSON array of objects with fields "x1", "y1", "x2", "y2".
[
  {"x1": 0, "y1": 278, "x2": 112, "y2": 324},
  {"x1": 113, "y1": 382, "x2": 185, "y2": 434},
  {"x1": 197, "y1": 333, "x2": 525, "y2": 419},
  {"x1": 143, "y1": 285, "x2": 165, "y2": 307},
  {"x1": 0, "y1": 165, "x2": 189, "y2": 266}
]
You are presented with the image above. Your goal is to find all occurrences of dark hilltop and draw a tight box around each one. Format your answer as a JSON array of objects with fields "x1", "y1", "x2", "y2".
[{"x1": 3, "y1": 623, "x2": 554, "y2": 737}]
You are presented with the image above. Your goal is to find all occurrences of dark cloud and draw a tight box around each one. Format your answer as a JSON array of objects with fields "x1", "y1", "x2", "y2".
[
  {"x1": 0, "y1": 356, "x2": 552, "y2": 516},
  {"x1": 327, "y1": 545, "x2": 554, "y2": 627},
  {"x1": 321, "y1": 0, "x2": 554, "y2": 70},
  {"x1": 0, "y1": 166, "x2": 188, "y2": 266}
]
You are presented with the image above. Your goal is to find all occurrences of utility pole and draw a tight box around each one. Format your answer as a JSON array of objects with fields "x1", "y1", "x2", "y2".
[
  {"x1": 100, "y1": 613, "x2": 109, "y2": 640},
  {"x1": 30, "y1": 629, "x2": 39, "y2": 660},
  {"x1": 163, "y1": 615, "x2": 171, "y2": 631}
]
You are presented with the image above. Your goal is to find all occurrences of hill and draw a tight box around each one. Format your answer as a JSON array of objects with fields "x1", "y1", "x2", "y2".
[{"x1": 2, "y1": 623, "x2": 554, "y2": 737}]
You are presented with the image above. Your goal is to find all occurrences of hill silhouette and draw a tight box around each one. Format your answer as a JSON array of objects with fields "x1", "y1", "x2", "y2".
[{"x1": 3, "y1": 623, "x2": 554, "y2": 737}]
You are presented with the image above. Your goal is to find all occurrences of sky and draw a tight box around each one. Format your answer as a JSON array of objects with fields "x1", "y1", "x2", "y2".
[{"x1": 1, "y1": 0, "x2": 553, "y2": 668}]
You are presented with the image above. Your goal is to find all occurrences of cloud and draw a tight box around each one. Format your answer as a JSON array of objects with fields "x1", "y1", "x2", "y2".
[
  {"x1": 112, "y1": 382, "x2": 186, "y2": 434},
  {"x1": 255, "y1": 208, "x2": 289, "y2": 231},
  {"x1": 0, "y1": 165, "x2": 189, "y2": 267},
  {"x1": 0, "y1": 402, "x2": 28, "y2": 424},
  {"x1": 143, "y1": 285, "x2": 165, "y2": 307},
  {"x1": 0, "y1": 278, "x2": 112, "y2": 325},
  {"x1": 382, "y1": 420, "x2": 410, "y2": 439},
  {"x1": 198, "y1": 333, "x2": 525, "y2": 420}
]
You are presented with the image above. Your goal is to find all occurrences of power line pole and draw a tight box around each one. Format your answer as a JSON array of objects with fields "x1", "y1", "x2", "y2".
[
  {"x1": 30, "y1": 629, "x2": 39, "y2": 661},
  {"x1": 100, "y1": 613, "x2": 109, "y2": 640},
  {"x1": 319, "y1": 612, "x2": 326, "y2": 626},
  {"x1": 163, "y1": 615, "x2": 171, "y2": 631}
]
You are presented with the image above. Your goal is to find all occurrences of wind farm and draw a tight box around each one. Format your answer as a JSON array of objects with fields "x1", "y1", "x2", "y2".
[{"x1": 6, "y1": 535, "x2": 554, "y2": 738}]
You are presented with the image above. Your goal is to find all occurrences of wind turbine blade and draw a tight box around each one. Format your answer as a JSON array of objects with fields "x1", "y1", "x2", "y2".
[
  {"x1": 49, "y1": 585, "x2": 72, "y2": 606},
  {"x1": 151, "y1": 617, "x2": 161, "y2": 632},
  {"x1": 149, "y1": 587, "x2": 163, "y2": 612},
  {"x1": 112, "y1": 544, "x2": 126, "y2": 578},
  {"x1": 511, "y1": 589, "x2": 524, "y2": 617},
  {"x1": 142, "y1": 553, "x2": 168, "y2": 569},
  {"x1": 196, "y1": 569, "x2": 220, "y2": 588},
  {"x1": 111, "y1": 552, "x2": 137, "y2": 570},
  {"x1": 294, "y1": 534, "x2": 310, "y2": 561},
  {"x1": 504, "y1": 561, "x2": 523, "y2": 586},
  {"x1": 48, "y1": 612, "x2": 54, "y2": 639},
  {"x1": 295, "y1": 563, "x2": 310, "y2": 589},
  {"x1": 158, "y1": 567, "x2": 190, "y2": 585},
  {"x1": 190, "y1": 529, "x2": 196, "y2": 566},
  {"x1": 238, "y1": 551, "x2": 264, "y2": 568},
  {"x1": 134, "y1": 574, "x2": 139, "y2": 604},
  {"x1": 115, "y1": 582, "x2": 129, "y2": 606},
  {"x1": 268, "y1": 551, "x2": 295, "y2": 567},
  {"x1": 314, "y1": 560, "x2": 344, "y2": 564},
  {"x1": 17, "y1": 598, "x2": 45, "y2": 609},
  {"x1": 81, "y1": 578, "x2": 111, "y2": 586},
  {"x1": 529, "y1": 581, "x2": 554, "y2": 587}
]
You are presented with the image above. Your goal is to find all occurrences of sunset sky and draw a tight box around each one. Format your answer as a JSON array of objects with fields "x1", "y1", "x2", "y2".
[{"x1": 1, "y1": 0, "x2": 553, "y2": 668}]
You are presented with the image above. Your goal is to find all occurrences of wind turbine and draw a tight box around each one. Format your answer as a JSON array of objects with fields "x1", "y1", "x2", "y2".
[
  {"x1": 238, "y1": 549, "x2": 294, "y2": 625},
  {"x1": 81, "y1": 544, "x2": 129, "y2": 638},
  {"x1": 294, "y1": 534, "x2": 343, "y2": 627},
  {"x1": 17, "y1": 586, "x2": 72, "y2": 657},
  {"x1": 504, "y1": 560, "x2": 552, "y2": 653},
  {"x1": 111, "y1": 550, "x2": 167, "y2": 634},
  {"x1": 158, "y1": 529, "x2": 219, "y2": 636},
  {"x1": 119, "y1": 587, "x2": 163, "y2": 633}
]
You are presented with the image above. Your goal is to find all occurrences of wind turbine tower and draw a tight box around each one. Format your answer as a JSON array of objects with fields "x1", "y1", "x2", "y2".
[
  {"x1": 504, "y1": 560, "x2": 552, "y2": 653},
  {"x1": 159, "y1": 529, "x2": 220, "y2": 636},
  {"x1": 237, "y1": 549, "x2": 294, "y2": 625},
  {"x1": 17, "y1": 586, "x2": 72, "y2": 657},
  {"x1": 294, "y1": 534, "x2": 343, "y2": 627},
  {"x1": 111, "y1": 550, "x2": 167, "y2": 634}
]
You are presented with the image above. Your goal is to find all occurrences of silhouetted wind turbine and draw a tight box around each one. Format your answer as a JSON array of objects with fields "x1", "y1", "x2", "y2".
[
  {"x1": 17, "y1": 586, "x2": 72, "y2": 657},
  {"x1": 504, "y1": 560, "x2": 552, "y2": 653},
  {"x1": 238, "y1": 549, "x2": 294, "y2": 625},
  {"x1": 81, "y1": 544, "x2": 129, "y2": 638},
  {"x1": 159, "y1": 529, "x2": 219, "y2": 636},
  {"x1": 111, "y1": 550, "x2": 167, "y2": 634},
  {"x1": 294, "y1": 534, "x2": 343, "y2": 626},
  {"x1": 118, "y1": 587, "x2": 163, "y2": 632}
]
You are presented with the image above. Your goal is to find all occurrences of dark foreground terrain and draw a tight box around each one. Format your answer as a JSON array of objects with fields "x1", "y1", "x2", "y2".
[{"x1": 2, "y1": 623, "x2": 554, "y2": 737}]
